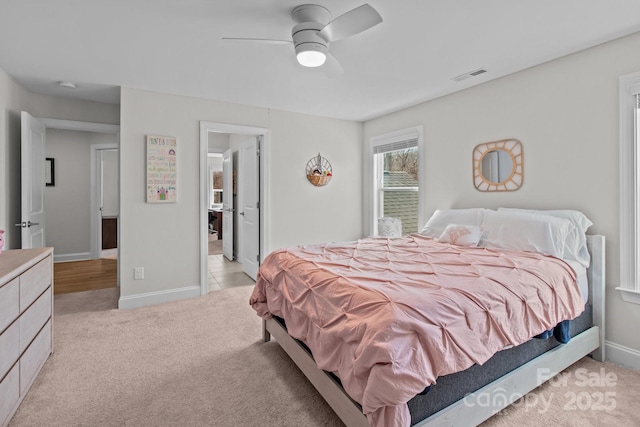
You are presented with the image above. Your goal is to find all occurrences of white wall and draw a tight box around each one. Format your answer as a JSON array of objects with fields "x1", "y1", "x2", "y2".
[
  {"x1": 45, "y1": 129, "x2": 91, "y2": 256},
  {"x1": 363, "y1": 32, "x2": 640, "y2": 358},
  {"x1": 268, "y1": 109, "x2": 364, "y2": 247},
  {"x1": 119, "y1": 87, "x2": 362, "y2": 307},
  {"x1": 0, "y1": 67, "x2": 119, "y2": 249}
]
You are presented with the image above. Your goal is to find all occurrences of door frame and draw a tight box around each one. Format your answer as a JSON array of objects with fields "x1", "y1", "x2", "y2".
[
  {"x1": 199, "y1": 121, "x2": 270, "y2": 296},
  {"x1": 91, "y1": 144, "x2": 119, "y2": 259}
]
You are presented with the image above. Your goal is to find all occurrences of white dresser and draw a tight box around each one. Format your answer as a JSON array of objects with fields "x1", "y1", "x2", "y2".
[{"x1": 0, "y1": 248, "x2": 53, "y2": 427}]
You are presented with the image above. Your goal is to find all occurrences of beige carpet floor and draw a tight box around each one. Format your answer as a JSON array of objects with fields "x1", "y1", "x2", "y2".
[{"x1": 8, "y1": 286, "x2": 640, "y2": 427}]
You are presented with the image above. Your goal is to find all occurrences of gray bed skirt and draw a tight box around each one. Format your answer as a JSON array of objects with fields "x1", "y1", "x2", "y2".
[
  {"x1": 272, "y1": 305, "x2": 593, "y2": 425},
  {"x1": 407, "y1": 304, "x2": 593, "y2": 425},
  {"x1": 274, "y1": 304, "x2": 593, "y2": 425}
]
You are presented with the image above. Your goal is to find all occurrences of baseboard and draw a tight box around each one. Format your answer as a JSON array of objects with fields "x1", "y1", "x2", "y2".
[
  {"x1": 54, "y1": 252, "x2": 91, "y2": 263},
  {"x1": 605, "y1": 340, "x2": 640, "y2": 370},
  {"x1": 118, "y1": 286, "x2": 201, "y2": 309}
]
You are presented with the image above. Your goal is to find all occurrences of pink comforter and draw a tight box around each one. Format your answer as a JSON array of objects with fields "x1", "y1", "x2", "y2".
[{"x1": 249, "y1": 234, "x2": 584, "y2": 427}]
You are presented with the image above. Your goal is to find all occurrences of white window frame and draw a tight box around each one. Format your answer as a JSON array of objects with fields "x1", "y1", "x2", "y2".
[
  {"x1": 618, "y1": 71, "x2": 640, "y2": 304},
  {"x1": 369, "y1": 126, "x2": 425, "y2": 236}
]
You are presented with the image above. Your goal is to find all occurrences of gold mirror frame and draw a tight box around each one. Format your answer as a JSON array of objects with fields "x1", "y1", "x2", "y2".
[{"x1": 472, "y1": 139, "x2": 523, "y2": 192}]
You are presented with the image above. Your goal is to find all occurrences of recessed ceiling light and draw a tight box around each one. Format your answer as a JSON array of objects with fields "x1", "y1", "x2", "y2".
[{"x1": 58, "y1": 81, "x2": 77, "y2": 89}]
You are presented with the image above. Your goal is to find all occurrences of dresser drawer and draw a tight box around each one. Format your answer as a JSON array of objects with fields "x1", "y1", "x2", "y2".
[
  {"x1": 19, "y1": 256, "x2": 52, "y2": 312},
  {"x1": 0, "y1": 363, "x2": 19, "y2": 427},
  {"x1": 0, "y1": 278, "x2": 19, "y2": 333},
  {"x1": 0, "y1": 321, "x2": 19, "y2": 381},
  {"x1": 20, "y1": 319, "x2": 51, "y2": 395},
  {"x1": 19, "y1": 287, "x2": 52, "y2": 354}
]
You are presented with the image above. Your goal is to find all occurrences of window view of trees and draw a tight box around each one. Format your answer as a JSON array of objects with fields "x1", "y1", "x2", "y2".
[{"x1": 384, "y1": 148, "x2": 418, "y2": 181}]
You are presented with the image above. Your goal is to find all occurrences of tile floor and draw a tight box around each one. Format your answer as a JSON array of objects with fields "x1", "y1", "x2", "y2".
[
  {"x1": 207, "y1": 254, "x2": 256, "y2": 291},
  {"x1": 100, "y1": 248, "x2": 118, "y2": 259}
]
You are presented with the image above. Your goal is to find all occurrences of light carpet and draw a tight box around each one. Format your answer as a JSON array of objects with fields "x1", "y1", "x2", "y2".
[{"x1": 8, "y1": 286, "x2": 640, "y2": 427}]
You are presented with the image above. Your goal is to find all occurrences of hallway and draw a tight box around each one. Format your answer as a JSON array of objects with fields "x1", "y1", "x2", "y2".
[
  {"x1": 53, "y1": 254, "x2": 253, "y2": 296},
  {"x1": 207, "y1": 254, "x2": 255, "y2": 291},
  {"x1": 53, "y1": 258, "x2": 117, "y2": 294}
]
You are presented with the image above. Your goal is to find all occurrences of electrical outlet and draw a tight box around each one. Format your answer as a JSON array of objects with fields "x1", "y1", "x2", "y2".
[{"x1": 134, "y1": 267, "x2": 144, "y2": 280}]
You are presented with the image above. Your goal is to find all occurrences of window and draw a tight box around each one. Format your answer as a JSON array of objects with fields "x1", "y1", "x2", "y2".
[
  {"x1": 212, "y1": 171, "x2": 223, "y2": 204},
  {"x1": 208, "y1": 153, "x2": 224, "y2": 208},
  {"x1": 370, "y1": 127, "x2": 424, "y2": 236},
  {"x1": 618, "y1": 71, "x2": 640, "y2": 304}
]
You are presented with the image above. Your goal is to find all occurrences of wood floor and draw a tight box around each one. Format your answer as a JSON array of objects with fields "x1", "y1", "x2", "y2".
[
  {"x1": 54, "y1": 250, "x2": 250, "y2": 295},
  {"x1": 54, "y1": 258, "x2": 118, "y2": 294}
]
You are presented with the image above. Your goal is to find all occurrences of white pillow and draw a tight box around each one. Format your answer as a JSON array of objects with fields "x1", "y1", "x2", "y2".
[
  {"x1": 480, "y1": 210, "x2": 574, "y2": 258},
  {"x1": 438, "y1": 224, "x2": 484, "y2": 247},
  {"x1": 421, "y1": 208, "x2": 488, "y2": 238},
  {"x1": 497, "y1": 208, "x2": 592, "y2": 267}
]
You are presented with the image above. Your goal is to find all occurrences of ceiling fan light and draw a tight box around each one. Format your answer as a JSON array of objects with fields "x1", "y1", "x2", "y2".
[{"x1": 297, "y1": 49, "x2": 327, "y2": 67}]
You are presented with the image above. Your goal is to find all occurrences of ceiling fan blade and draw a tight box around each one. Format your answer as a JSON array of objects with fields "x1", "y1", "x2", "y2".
[
  {"x1": 318, "y1": 4, "x2": 382, "y2": 43},
  {"x1": 324, "y1": 52, "x2": 344, "y2": 78},
  {"x1": 221, "y1": 37, "x2": 292, "y2": 45}
]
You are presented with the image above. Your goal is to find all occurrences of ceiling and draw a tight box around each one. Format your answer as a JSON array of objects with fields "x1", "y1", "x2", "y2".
[{"x1": 1, "y1": 0, "x2": 640, "y2": 122}]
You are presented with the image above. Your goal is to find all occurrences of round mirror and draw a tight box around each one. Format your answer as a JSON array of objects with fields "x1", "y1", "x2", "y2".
[
  {"x1": 473, "y1": 139, "x2": 523, "y2": 192},
  {"x1": 481, "y1": 148, "x2": 514, "y2": 183}
]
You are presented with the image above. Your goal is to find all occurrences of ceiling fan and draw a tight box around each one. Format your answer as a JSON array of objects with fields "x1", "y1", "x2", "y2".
[{"x1": 222, "y1": 3, "x2": 383, "y2": 74}]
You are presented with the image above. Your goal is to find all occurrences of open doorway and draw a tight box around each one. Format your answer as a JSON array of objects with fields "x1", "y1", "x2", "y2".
[
  {"x1": 96, "y1": 147, "x2": 119, "y2": 260},
  {"x1": 199, "y1": 122, "x2": 270, "y2": 296},
  {"x1": 206, "y1": 152, "x2": 224, "y2": 257},
  {"x1": 20, "y1": 113, "x2": 120, "y2": 296},
  {"x1": 43, "y1": 129, "x2": 118, "y2": 263},
  {"x1": 203, "y1": 136, "x2": 254, "y2": 292}
]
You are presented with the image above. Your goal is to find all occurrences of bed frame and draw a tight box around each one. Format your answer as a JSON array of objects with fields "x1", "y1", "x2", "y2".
[{"x1": 261, "y1": 235, "x2": 605, "y2": 427}]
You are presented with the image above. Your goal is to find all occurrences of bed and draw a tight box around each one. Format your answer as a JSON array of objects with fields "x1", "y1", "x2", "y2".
[{"x1": 250, "y1": 208, "x2": 605, "y2": 427}]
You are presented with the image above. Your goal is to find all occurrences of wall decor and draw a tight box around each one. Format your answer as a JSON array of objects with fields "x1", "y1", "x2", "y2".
[
  {"x1": 45, "y1": 157, "x2": 55, "y2": 187},
  {"x1": 306, "y1": 153, "x2": 332, "y2": 187},
  {"x1": 146, "y1": 135, "x2": 177, "y2": 203},
  {"x1": 472, "y1": 139, "x2": 523, "y2": 192}
]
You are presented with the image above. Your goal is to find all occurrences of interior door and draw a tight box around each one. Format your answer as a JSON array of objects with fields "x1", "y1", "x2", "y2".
[
  {"x1": 222, "y1": 149, "x2": 233, "y2": 260},
  {"x1": 20, "y1": 112, "x2": 46, "y2": 248},
  {"x1": 240, "y1": 137, "x2": 260, "y2": 280}
]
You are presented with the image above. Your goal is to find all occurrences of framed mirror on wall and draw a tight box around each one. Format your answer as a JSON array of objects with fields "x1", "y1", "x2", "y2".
[
  {"x1": 472, "y1": 139, "x2": 523, "y2": 191},
  {"x1": 45, "y1": 157, "x2": 55, "y2": 186}
]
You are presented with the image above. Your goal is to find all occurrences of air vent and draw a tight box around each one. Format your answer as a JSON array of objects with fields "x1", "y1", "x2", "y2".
[{"x1": 452, "y1": 68, "x2": 487, "y2": 82}]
